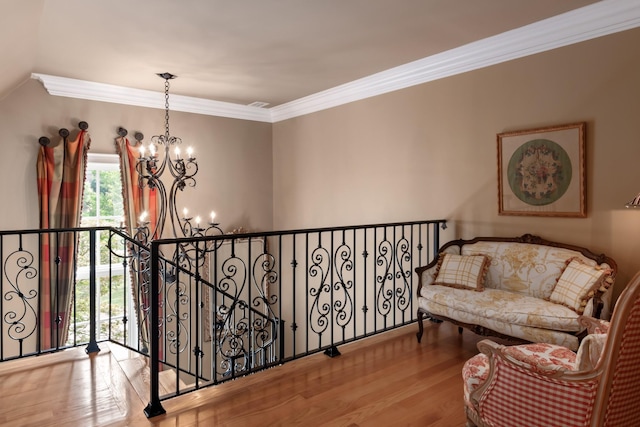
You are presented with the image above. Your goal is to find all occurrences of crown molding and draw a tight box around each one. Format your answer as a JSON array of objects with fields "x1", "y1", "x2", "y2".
[
  {"x1": 270, "y1": 0, "x2": 640, "y2": 122},
  {"x1": 32, "y1": 0, "x2": 640, "y2": 124},
  {"x1": 30, "y1": 73, "x2": 273, "y2": 123}
]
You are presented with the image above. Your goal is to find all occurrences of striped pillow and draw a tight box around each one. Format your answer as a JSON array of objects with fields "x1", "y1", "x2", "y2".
[
  {"x1": 550, "y1": 258, "x2": 612, "y2": 313},
  {"x1": 433, "y1": 253, "x2": 489, "y2": 291}
]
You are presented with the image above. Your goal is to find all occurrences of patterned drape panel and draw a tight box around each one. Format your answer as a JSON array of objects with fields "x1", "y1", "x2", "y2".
[
  {"x1": 115, "y1": 136, "x2": 158, "y2": 351},
  {"x1": 115, "y1": 136, "x2": 159, "y2": 239},
  {"x1": 36, "y1": 129, "x2": 90, "y2": 349}
]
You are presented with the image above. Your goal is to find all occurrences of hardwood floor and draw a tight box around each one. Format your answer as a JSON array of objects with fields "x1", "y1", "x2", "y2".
[{"x1": 0, "y1": 322, "x2": 502, "y2": 426}]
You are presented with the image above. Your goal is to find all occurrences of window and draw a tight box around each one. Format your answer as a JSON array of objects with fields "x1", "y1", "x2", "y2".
[{"x1": 67, "y1": 153, "x2": 136, "y2": 345}]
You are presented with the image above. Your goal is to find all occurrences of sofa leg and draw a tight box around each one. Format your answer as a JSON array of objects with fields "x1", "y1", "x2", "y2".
[
  {"x1": 458, "y1": 327, "x2": 463, "y2": 335},
  {"x1": 416, "y1": 309, "x2": 425, "y2": 343}
]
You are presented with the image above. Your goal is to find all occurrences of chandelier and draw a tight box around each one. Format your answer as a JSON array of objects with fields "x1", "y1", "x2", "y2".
[{"x1": 134, "y1": 72, "x2": 223, "y2": 266}]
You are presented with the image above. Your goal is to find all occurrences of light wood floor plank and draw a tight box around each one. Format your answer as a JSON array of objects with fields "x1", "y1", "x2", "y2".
[{"x1": 0, "y1": 322, "x2": 507, "y2": 426}]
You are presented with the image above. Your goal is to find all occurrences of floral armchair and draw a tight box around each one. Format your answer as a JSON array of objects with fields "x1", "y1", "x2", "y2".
[{"x1": 463, "y1": 270, "x2": 640, "y2": 427}]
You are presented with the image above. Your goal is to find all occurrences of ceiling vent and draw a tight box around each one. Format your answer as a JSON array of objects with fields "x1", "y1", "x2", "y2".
[{"x1": 248, "y1": 101, "x2": 269, "y2": 108}]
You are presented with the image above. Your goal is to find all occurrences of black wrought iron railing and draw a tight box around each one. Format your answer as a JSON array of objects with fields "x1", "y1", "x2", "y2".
[
  {"x1": 0, "y1": 227, "x2": 138, "y2": 360},
  {"x1": 142, "y1": 220, "x2": 446, "y2": 416},
  {"x1": 0, "y1": 220, "x2": 447, "y2": 418}
]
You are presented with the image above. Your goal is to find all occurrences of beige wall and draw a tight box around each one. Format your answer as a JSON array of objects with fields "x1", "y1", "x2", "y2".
[
  {"x1": 2, "y1": 28, "x2": 640, "y2": 304},
  {"x1": 273, "y1": 27, "x2": 640, "y2": 302},
  {"x1": 0, "y1": 78, "x2": 273, "y2": 233}
]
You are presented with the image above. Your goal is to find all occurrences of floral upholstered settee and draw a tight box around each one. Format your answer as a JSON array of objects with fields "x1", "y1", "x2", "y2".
[{"x1": 415, "y1": 234, "x2": 617, "y2": 351}]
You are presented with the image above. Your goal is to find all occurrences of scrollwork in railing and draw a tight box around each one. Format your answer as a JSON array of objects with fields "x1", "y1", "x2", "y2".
[
  {"x1": 165, "y1": 275, "x2": 190, "y2": 355},
  {"x1": 309, "y1": 245, "x2": 331, "y2": 336},
  {"x1": 251, "y1": 316, "x2": 272, "y2": 364},
  {"x1": 214, "y1": 306, "x2": 277, "y2": 378},
  {"x1": 394, "y1": 234, "x2": 412, "y2": 312},
  {"x1": 216, "y1": 300, "x2": 249, "y2": 378},
  {"x1": 252, "y1": 251, "x2": 278, "y2": 313},
  {"x1": 218, "y1": 251, "x2": 246, "y2": 303},
  {"x1": 134, "y1": 247, "x2": 153, "y2": 351},
  {"x1": 249, "y1": 244, "x2": 279, "y2": 365},
  {"x1": 214, "y1": 249, "x2": 249, "y2": 377},
  {"x1": 3, "y1": 249, "x2": 38, "y2": 342},
  {"x1": 333, "y1": 242, "x2": 354, "y2": 328},
  {"x1": 376, "y1": 236, "x2": 394, "y2": 317},
  {"x1": 211, "y1": 240, "x2": 282, "y2": 378}
]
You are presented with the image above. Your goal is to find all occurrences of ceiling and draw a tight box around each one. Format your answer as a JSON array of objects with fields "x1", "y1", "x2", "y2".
[{"x1": 4, "y1": 0, "x2": 639, "y2": 121}]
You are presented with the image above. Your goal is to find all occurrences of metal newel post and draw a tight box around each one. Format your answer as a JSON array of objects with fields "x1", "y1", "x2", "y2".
[
  {"x1": 433, "y1": 223, "x2": 441, "y2": 257},
  {"x1": 144, "y1": 241, "x2": 166, "y2": 418},
  {"x1": 85, "y1": 229, "x2": 100, "y2": 354}
]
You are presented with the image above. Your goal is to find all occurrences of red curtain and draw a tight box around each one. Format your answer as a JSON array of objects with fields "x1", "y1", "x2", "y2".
[
  {"x1": 116, "y1": 136, "x2": 159, "y2": 352},
  {"x1": 115, "y1": 136, "x2": 159, "y2": 239},
  {"x1": 36, "y1": 129, "x2": 90, "y2": 349}
]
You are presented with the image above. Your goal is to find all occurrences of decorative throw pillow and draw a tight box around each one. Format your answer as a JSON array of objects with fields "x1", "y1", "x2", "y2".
[
  {"x1": 550, "y1": 258, "x2": 613, "y2": 313},
  {"x1": 433, "y1": 253, "x2": 489, "y2": 291}
]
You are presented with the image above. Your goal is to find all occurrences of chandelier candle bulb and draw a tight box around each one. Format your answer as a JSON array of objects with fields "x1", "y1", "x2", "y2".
[
  {"x1": 187, "y1": 147, "x2": 193, "y2": 159},
  {"x1": 195, "y1": 216, "x2": 201, "y2": 228},
  {"x1": 139, "y1": 145, "x2": 146, "y2": 158},
  {"x1": 183, "y1": 207, "x2": 188, "y2": 218},
  {"x1": 174, "y1": 146, "x2": 180, "y2": 160},
  {"x1": 210, "y1": 211, "x2": 216, "y2": 224}
]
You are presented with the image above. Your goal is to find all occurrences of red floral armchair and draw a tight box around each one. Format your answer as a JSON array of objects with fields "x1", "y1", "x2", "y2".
[{"x1": 463, "y1": 270, "x2": 640, "y2": 427}]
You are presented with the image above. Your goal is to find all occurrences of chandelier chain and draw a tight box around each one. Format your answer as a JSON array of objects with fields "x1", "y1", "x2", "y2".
[{"x1": 164, "y1": 78, "x2": 171, "y2": 139}]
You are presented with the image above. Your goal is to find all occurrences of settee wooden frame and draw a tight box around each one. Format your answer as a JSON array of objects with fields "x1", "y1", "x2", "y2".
[{"x1": 415, "y1": 234, "x2": 618, "y2": 344}]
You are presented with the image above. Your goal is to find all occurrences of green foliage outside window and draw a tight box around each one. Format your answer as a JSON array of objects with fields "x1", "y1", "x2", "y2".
[
  {"x1": 83, "y1": 169, "x2": 123, "y2": 219},
  {"x1": 68, "y1": 275, "x2": 127, "y2": 343},
  {"x1": 67, "y1": 162, "x2": 131, "y2": 346}
]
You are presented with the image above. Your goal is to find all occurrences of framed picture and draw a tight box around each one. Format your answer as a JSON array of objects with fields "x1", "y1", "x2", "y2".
[{"x1": 497, "y1": 122, "x2": 586, "y2": 217}]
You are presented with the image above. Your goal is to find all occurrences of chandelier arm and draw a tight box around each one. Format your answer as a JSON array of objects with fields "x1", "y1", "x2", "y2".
[
  {"x1": 148, "y1": 136, "x2": 171, "y2": 178},
  {"x1": 150, "y1": 175, "x2": 168, "y2": 240},
  {"x1": 135, "y1": 161, "x2": 147, "y2": 188},
  {"x1": 166, "y1": 152, "x2": 198, "y2": 182},
  {"x1": 183, "y1": 160, "x2": 199, "y2": 180},
  {"x1": 166, "y1": 156, "x2": 186, "y2": 181},
  {"x1": 168, "y1": 176, "x2": 188, "y2": 240}
]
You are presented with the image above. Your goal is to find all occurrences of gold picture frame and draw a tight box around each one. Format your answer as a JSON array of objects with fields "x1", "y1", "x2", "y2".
[{"x1": 497, "y1": 122, "x2": 586, "y2": 217}]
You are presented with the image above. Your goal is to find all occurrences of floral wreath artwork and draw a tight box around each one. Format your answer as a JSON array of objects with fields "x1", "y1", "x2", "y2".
[{"x1": 498, "y1": 122, "x2": 586, "y2": 217}]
